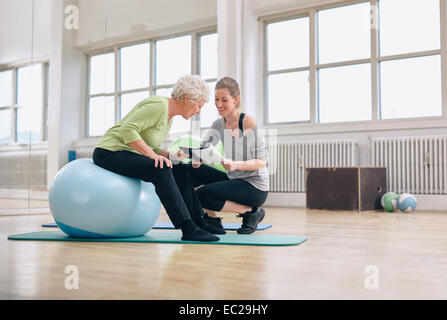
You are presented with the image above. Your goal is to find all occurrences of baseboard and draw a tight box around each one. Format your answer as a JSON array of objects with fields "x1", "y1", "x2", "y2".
[
  {"x1": 0, "y1": 207, "x2": 50, "y2": 216},
  {"x1": 265, "y1": 192, "x2": 306, "y2": 207},
  {"x1": 1, "y1": 188, "x2": 446, "y2": 212},
  {"x1": 0, "y1": 188, "x2": 49, "y2": 200},
  {"x1": 265, "y1": 192, "x2": 447, "y2": 211}
]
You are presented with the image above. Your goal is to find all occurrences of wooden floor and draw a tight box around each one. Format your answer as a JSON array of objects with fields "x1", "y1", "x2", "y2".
[{"x1": 1, "y1": 205, "x2": 447, "y2": 300}]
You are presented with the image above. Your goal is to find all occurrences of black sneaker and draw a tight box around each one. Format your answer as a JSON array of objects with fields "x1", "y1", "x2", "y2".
[
  {"x1": 237, "y1": 208, "x2": 266, "y2": 234},
  {"x1": 193, "y1": 214, "x2": 226, "y2": 235},
  {"x1": 181, "y1": 227, "x2": 220, "y2": 242},
  {"x1": 203, "y1": 214, "x2": 224, "y2": 230}
]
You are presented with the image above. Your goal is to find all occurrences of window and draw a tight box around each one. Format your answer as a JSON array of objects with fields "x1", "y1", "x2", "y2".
[
  {"x1": 88, "y1": 96, "x2": 115, "y2": 137},
  {"x1": 266, "y1": 17, "x2": 310, "y2": 123},
  {"x1": 120, "y1": 43, "x2": 150, "y2": 119},
  {"x1": 17, "y1": 64, "x2": 44, "y2": 143},
  {"x1": 199, "y1": 33, "x2": 218, "y2": 128},
  {"x1": 264, "y1": 0, "x2": 445, "y2": 125},
  {"x1": 0, "y1": 109, "x2": 11, "y2": 143},
  {"x1": 319, "y1": 63, "x2": 371, "y2": 123},
  {"x1": 0, "y1": 70, "x2": 12, "y2": 107},
  {"x1": 87, "y1": 31, "x2": 216, "y2": 136},
  {"x1": 378, "y1": 0, "x2": 442, "y2": 119},
  {"x1": 268, "y1": 71, "x2": 310, "y2": 123},
  {"x1": 155, "y1": 36, "x2": 191, "y2": 86},
  {"x1": 88, "y1": 52, "x2": 115, "y2": 136},
  {"x1": 318, "y1": 3, "x2": 371, "y2": 64},
  {"x1": 380, "y1": 55, "x2": 442, "y2": 119},
  {"x1": 0, "y1": 70, "x2": 12, "y2": 143},
  {"x1": 317, "y1": 2, "x2": 372, "y2": 123},
  {"x1": 89, "y1": 52, "x2": 115, "y2": 95},
  {"x1": 379, "y1": 0, "x2": 440, "y2": 56},
  {"x1": 155, "y1": 35, "x2": 192, "y2": 133},
  {"x1": 0, "y1": 64, "x2": 48, "y2": 144},
  {"x1": 120, "y1": 43, "x2": 150, "y2": 91}
]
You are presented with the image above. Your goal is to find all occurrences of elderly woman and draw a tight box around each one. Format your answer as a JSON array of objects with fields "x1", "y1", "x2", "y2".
[
  {"x1": 188, "y1": 77, "x2": 269, "y2": 234},
  {"x1": 92, "y1": 75, "x2": 223, "y2": 242}
]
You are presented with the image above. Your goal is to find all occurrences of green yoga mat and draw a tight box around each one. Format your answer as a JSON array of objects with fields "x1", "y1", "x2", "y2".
[{"x1": 8, "y1": 230, "x2": 306, "y2": 246}]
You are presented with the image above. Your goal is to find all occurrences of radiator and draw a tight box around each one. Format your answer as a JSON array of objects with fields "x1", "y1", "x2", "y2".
[
  {"x1": 370, "y1": 135, "x2": 447, "y2": 195},
  {"x1": 268, "y1": 139, "x2": 357, "y2": 193}
]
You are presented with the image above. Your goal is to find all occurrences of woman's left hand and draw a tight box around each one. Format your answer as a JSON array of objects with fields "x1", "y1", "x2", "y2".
[
  {"x1": 222, "y1": 159, "x2": 238, "y2": 172},
  {"x1": 169, "y1": 150, "x2": 189, "y2": 163}
]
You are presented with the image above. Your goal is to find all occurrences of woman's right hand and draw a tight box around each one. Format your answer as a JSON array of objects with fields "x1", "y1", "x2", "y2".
[
  {"x1": 191, "y1": 160, "x2": 203, "y2": 168},
  {"x1": 151, "y1": 154, "x2": 172, "y2": 168}
]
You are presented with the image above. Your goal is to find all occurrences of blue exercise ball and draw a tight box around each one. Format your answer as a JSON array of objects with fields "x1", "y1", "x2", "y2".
[{"x1": 49, "y1": 158, "x2": 161, "y2": 238}]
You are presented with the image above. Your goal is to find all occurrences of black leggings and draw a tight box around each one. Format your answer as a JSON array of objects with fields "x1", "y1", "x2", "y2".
[
  {"x1": 92, "y1": 148, "x2": 206, "y2": 228},
  {"x1": 187, "y1": 164, "x2": 268, "y2": 212}
]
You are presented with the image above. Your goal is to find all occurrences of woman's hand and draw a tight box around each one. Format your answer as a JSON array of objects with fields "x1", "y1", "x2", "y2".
[
  {"x1": 128, "y1": 140, "x2": 172, "y2": 168},
  {"x1": 191, "y1": 161, "x2": 203, "y2": 168},
  {"x1": 169, "y1": 150, "x2": 189, "y2": 164},
  {"x1": 222, "y1": 159, "x2": 238, "y2": 172},
  {"x1": 151, "y1": 154, "x2": 172, "y2": 168}
]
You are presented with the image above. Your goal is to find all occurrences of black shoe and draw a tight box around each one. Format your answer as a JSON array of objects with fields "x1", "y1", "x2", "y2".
[
  {"x1": 237, "y1": 208, "x2": 266, "y2": 234},
  {"x1": 202, "y1": 221, "x2": 226, "y2": 235},
  {"x1": 181, "y1": 227, "x2": 220, "y2": 242},
  {"x1": 203, "y1": 214, "x2": 224, "y2": 230},
  {"x1": 193, "y1": 215, "x2": 226, "y2": 234}
]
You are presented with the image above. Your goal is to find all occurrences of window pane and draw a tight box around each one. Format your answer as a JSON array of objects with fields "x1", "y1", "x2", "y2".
[
  {"x1": 90, "y1": 52, "x2": 115, "y2": 95},
  {"x1": 120, "y1": 43, "x2": 150, "y2": 91},
  {"x1": 156, "y1": 36, "x2": 191, "y2": 85},
  {"x1": 319, "y1": 63, "x2": 371, "y2": 123},
  {"x1": 379, "y1": 0, "x2": 440, "y2": 56},
  {"x1": 267, "y1": 71, "x2": 310, "y2": 123},
  {"x1": 120, "y1": 91, "x2": 149, "y2": 119},
  {"x1": 200, "y1": 33, "x2": 218, "y2": 80},
  {"x1": 0, "y1": 109, "x2": 11, "y2": 143},
  {"x1": 88, "y1": 96, "x2": 115, "y2": 136},
  {"x1": 380, "y1": 55, "x2": 442, "y2": 119},
  {"x1": 156, "y1": 87, "x2": 191, "y2": 133},
  {"x1": 267, "y1": 18, "x2": 309, "y2": 71},
  {"x1": 17, "y1": 64, "x2": 43, "y2": 143},
  {"x1": 200, "y1": 81, "x2": 219, "y2": 128},
  {"x1": 0, "y1": 70, "x2": 12, "y2": 107},
  {"x1": 318, "y1": 3, "x2": 371, "y2": 64}
]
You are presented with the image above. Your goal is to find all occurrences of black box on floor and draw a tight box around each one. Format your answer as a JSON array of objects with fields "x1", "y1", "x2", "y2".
[{"x1": 305, "y1": 167, "x2": 387, "y2": 211}]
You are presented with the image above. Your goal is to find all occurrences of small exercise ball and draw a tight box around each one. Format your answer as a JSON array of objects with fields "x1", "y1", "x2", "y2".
[
  {"x1": 168, "y1": 135, "x2": 226, "y2": 172},
  {"x1": 381, "y1": 192, "x2": 399, "y2": 212},
  {"x1": 49, "y1": 158, "x2": 161, "y2": 238},
  {"x1": 397, "y1": 193, "x2": 417, "y2": 213}
]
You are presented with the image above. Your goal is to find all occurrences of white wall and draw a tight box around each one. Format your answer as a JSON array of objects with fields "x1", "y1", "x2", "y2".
[{"x1": 0, "y1": 0, "x2": 51, "y2": 66}]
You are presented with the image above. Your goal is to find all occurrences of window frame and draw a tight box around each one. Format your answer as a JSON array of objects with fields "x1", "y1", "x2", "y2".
[
  {"x1": 0, "y1": 61, "x2": 49, "y2": 145},
  {"x1": 261, "y1": 0, "x2": 447, "y2": 126},
  {"x1": 197, "y1": 30, "x2": 218, "y2": 129},
  {"x1": 85, "y1": 28, "x2": 217, "y2": 138}
]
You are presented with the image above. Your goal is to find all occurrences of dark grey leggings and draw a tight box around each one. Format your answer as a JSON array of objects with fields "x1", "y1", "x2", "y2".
[{"x1": 187, "y1": 164, "x2": 268, "y2": 212}]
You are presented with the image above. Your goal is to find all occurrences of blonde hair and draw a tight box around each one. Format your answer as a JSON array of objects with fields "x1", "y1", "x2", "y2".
[
  {"x1": 215, "y1": 77, "x2": 241, "y2": 109},
  {"x1": 171, "y1": 75, "x2": 210, "y2": 102}
]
